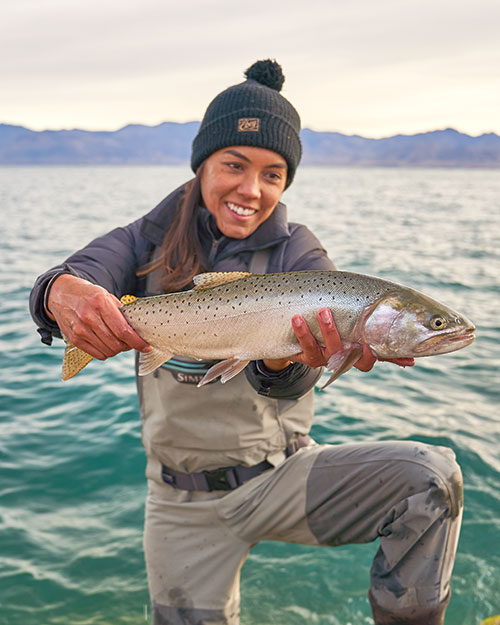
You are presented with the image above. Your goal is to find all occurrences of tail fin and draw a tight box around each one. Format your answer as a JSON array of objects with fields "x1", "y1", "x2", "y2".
[
  {"x1": 62, "y1": 343, "x2": 94, "y2": 381},
  {"x1": 62, "y1": 295, "x2": 137, "y2": 380}
]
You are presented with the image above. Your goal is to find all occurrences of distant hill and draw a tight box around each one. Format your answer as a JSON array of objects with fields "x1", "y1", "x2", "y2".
[{"x1": 1, "y1": 122, "x2": 499, "y2": 167}]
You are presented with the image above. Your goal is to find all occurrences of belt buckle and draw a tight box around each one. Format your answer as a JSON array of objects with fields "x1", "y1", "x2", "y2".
[
  {"x1": 203, "y1": 467, "x2": 240, "y2": 491},
  {"x1": 161, "y1": 467, "x2": 177, "y2": 486}
]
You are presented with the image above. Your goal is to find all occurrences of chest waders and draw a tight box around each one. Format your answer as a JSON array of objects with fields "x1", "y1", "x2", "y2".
[
  {"x1": 139, "y1": 232, "x2": 463, "y2": 625},
  {"x1": 137, "y1": 247, "x2": 315, "y2": 481}
]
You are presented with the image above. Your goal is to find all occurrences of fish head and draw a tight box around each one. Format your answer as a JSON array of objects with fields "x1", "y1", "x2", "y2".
[{"x1": 362, "y1": 290, "x2": 475, "y2": 359}]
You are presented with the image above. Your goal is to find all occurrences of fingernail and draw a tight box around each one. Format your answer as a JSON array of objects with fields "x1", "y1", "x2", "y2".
[
  {"x1": 292, "y1": 314, "x2": 303, "y2": 327},
  {"x1": 319, "y1": 309, "x2": 332, "y2": 324}
]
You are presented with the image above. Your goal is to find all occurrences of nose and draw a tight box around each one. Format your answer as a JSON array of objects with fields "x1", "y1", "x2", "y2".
[{"x1": 237, "y1": 172, "x2": 261, "y2": 199}]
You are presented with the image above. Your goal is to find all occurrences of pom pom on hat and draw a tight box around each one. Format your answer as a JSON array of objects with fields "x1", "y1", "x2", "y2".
[
  {"x1": 244, "y1": 59, "x2": 285, "y2": 92},
  {"x1": 191, "y1": 59, "x2": 301, "y2": 188}
]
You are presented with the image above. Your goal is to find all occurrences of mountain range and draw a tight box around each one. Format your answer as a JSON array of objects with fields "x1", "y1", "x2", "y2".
[{"x1": 1, "y1": 122, "x2": 499, "y2": 167}]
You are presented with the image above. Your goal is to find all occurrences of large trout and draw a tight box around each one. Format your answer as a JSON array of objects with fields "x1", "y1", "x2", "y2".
[{"x1": 62, "y1": 270, "x2": 475, "y2": 387}]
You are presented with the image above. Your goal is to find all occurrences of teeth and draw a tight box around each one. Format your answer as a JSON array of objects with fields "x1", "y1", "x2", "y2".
[{"x1": 227, "y1": 202, "x2": 256, "y2": 216}]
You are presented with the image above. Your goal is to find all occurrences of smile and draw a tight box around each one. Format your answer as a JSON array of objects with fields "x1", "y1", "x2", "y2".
[{"x1": 227, "y1": 202, "x2": 257, "y2": 217}]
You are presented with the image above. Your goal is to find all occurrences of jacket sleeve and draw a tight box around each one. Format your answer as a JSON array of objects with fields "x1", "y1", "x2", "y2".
[
  {"x1": 245, "y1": 223, "x2": 335, "y2": 399},
  {"x1": 29, "y1": 217, "x2": 151, "y2": 345},
  {"x1": 283, "y1": 224, "x2": 336, "y2": 272}
]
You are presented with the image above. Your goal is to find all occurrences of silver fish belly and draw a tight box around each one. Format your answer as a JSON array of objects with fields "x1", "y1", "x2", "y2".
[{"x1": 119, "y1": 270, "x2": 475, "y2": 387}]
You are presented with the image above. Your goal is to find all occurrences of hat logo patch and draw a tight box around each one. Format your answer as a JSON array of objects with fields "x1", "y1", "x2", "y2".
[{"x1": 238, "y1": 118, "x2": 260, "y2": 132}]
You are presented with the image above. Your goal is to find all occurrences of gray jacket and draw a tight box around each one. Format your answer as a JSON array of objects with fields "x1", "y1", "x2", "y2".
[
  {"x1": 30, "y1": 183, "x2": 336, "y2": 476},
  {"x1": 30, "y1": 183, "x2": 335, "y2": 398}
]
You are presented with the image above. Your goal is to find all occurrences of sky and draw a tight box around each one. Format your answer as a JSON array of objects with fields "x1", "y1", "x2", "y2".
[{"x1": 2, "y1": 0, "x2": 500, "y2": 138}]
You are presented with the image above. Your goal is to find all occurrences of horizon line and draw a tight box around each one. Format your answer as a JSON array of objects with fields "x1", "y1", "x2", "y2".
[{"x1": 1, "y1": 121, "x2": 498, "y2": 141}]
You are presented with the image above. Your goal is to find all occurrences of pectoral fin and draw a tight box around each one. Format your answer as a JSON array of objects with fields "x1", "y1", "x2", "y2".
[
  {"x1": 319, "y1": 343, "x2": 364, "y2": 390},
  {"x1": 197, "y1": 357, "x2": 250, "y2": 387},
  {"x1": 138, "y1": 347, "x2": 174, "y2": 376}
]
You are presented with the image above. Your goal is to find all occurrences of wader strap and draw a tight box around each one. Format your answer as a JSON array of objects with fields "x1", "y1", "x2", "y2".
[
  {"x1": 248, "y1": 248, "x2": 271, "y2": 274},
  {"x1": 161, "y1": 459, "x2": 273, "y2": 492},
  {"x1": 161, "y1": 435, "x2": 312, "y2": 492}
]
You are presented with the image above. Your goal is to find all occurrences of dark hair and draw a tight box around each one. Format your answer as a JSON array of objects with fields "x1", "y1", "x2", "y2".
[{"x1": 137, "y1": 164, "x2": 208, "y2": 293}]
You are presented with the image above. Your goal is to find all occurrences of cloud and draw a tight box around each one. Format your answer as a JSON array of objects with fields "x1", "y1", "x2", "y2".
[{"x1": 2, "y1": 0, "x2": 499, "y2": 135}]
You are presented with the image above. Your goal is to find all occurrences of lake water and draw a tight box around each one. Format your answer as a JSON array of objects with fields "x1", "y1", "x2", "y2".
[{"x1": 1, "y1": 166, "x2": 499, "y2": 625}]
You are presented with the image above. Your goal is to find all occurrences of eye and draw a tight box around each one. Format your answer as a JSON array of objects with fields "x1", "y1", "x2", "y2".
[
  {"x1": 225, "y1": 161, "x2": 244, "y2": 171},
  {"x1": 430, "y1": 315, "x2": 447, "y2": 330}
]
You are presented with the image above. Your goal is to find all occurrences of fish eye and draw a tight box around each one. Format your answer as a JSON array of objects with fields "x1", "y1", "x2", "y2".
[{"x1": 430, "y1": 315, "x2": 447, "y2": 330}]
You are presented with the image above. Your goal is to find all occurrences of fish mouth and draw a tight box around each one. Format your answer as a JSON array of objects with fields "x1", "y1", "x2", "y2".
[{"x1": 415, "y1": 327, "x2": 476, "y2": 356}]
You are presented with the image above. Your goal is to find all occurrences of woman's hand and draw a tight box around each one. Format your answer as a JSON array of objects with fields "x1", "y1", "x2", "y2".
[
  {"x1": 46, "y1": 274, "x2": 151, "y2": 360},
  {"x1": 263, "y1": 308, "x2": 414, "y2": 372}
]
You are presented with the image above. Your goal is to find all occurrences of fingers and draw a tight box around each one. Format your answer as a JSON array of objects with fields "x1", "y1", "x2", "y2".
[
  {"x1": 290, "y1": 314, "x2": 326, "y2": 368},
  {"x1": 317, "y1": 308, "x2": 343, "y2": 354},
  {"x1": 353, "y1": 343, "x2": 377, "y2": 372},
  {"x1": 289, "y1": 309, "x2": 416, "y2": 374},
  {"x1": 100, "y1": 302, "x2": 150, "y2": 353},
  {"x1": 71, "y1": 302, "x2": 149, "y2": 360},
  {"x1": 49, "y1": 275, "x2": 150, "y2": 360},
  {"x1": 290, "y1": 309, "x2": 343, "y2": 368}
]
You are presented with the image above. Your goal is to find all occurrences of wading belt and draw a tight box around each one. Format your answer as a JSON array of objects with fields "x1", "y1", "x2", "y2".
[{"x1": 161, "y1": 435, "x2": 312, "y2": 492}]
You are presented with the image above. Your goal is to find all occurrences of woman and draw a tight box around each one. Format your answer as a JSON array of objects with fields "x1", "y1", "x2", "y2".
[{"x1": 30, "y1": 60, "x2": 462, "y2": 625}]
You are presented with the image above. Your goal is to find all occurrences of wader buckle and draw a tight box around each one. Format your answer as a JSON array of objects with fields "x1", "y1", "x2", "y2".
[{"x1": 203, "y1": 466, "x2": 241, "y2": 491}]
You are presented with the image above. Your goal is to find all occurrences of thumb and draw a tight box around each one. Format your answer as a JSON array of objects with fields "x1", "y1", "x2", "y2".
[{"x1": 354, "y1": 344, "x2": 377, "y2": 372}]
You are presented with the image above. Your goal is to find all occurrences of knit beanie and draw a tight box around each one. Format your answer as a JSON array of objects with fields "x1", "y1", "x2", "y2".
[{"x1": 191, "y1": 60, "x2": 302, "y2": 188}]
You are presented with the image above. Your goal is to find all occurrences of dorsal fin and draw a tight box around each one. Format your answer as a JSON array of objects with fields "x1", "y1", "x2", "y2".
[
  {"x1": 193, "y1": 272, "x2": 253, "y2": 290},
  {"x1": 120, "y1": 294, "x2": 139, "y2": 305}
]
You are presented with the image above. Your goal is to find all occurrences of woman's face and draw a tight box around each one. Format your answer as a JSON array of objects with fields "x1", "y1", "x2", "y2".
[{"x1": 200, "y1": 146, "x2": 288, "y2": 239}]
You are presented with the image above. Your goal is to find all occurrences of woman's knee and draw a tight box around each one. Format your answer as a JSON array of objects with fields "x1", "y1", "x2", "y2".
[{"x1": 397, "y1": 441, "x2": 463, "y2": 519}]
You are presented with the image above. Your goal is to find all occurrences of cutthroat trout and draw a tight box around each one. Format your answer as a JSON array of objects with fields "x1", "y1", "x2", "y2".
[{"x1": 62, "y1": 270, "x2": 475, "y2": 386}]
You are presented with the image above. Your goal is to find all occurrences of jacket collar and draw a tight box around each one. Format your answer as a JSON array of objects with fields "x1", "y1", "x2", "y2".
[{"x1": 141, "y1": 182, "x2": 291, "y2": 256}]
